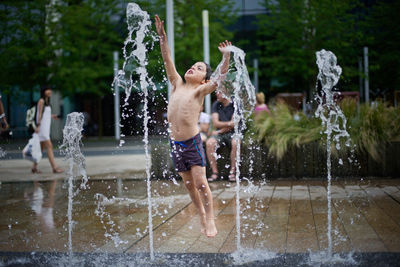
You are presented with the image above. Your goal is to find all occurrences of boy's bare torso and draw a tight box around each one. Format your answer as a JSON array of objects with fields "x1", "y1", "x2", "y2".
[{"x1": 168, "y1": 84, "x2": 203, "y2": 141}]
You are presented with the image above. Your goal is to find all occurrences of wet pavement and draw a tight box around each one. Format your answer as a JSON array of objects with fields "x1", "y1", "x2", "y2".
[
  {"x1": 1, "y1": 177, "x2": 400, "y2": 266},
  {"x1": 0, "y1": 143, "x2": 148, "y2": 183}
]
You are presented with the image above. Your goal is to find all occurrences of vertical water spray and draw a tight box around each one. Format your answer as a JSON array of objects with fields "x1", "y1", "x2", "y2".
[
  {"x1": 112, "y1": 3, "x2": 157, "y2": 260},
  {"x1": 60, "y1": 112, "x2": 88, "y2": 256},
  {"x1": 212, "y1": 45, "x2": 256, "y2": 250},
  {"x1": 315, "y1": 50, "x2": 350, "y2": 258}
]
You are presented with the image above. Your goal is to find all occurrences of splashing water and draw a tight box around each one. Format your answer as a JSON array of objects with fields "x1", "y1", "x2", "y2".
[
  {"x1": 212, "y1": 46, "x2": 256, "y2": 250},
  {"x1": 231, "y1": 248, "x2": 276, "y2": 265},
  {"x1": 94, "y1": 194, "x2": 129, "y2": 248},
  {"x1": 60, "y1": 112, "x2": 88, "y2": 256},
  {"x1": 211, "y1": 46, "x2": 256, "y2": 117},
  {"x1": 112, "y1": 3, "x2": 157, "y2": 260},
  {"x1": 112, "y1": 3, "x2": 157, "y2": 102},
  {"x1": 308, "y1": 251, "x2": 356, "y2": 266},
  {"x1": 314, "y1": 50, "x2": 351, "y2": 259}
]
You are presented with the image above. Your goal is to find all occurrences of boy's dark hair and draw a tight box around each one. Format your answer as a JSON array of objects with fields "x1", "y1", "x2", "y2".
[{"x1": 203, "y1": 62, "x2": 212, "y2": 81}]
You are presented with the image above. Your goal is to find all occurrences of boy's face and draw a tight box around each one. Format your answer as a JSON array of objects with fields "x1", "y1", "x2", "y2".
[{"x1": 184, "y1": 62, "x2": 207, "y2": 84}]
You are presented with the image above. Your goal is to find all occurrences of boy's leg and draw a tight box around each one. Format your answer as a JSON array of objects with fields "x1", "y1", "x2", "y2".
[
  {"x1": 190, "y1": 165, "x2": 217, "y2": 237},
  {"x1": 178, "y1": 171, "x2": 207, "y2": 233}
]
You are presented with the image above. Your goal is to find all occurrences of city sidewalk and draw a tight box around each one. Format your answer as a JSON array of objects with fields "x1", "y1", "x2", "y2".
[
  {"x1": 0, "y1": 137, "x2": 153, "y2": 182},
  {"x1": 1, "y1": 179, "x2": 400, "y2": 266},
  {"x1": 1, "y1": 138, "x2": 400, "y2": 266}
]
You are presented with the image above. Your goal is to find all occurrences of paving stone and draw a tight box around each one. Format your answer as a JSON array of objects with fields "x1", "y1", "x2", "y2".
[{"x1": 1, "y1": 179, "x2": 400, "y2": 264}]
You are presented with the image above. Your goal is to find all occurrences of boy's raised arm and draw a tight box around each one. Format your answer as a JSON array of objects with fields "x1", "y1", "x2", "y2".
[
  {"x1": 155, "y1": 15, "x2": 182, "y2": 89},
  {"x1": 199, "y1": 40, "x2": 231, "y2": 97}
]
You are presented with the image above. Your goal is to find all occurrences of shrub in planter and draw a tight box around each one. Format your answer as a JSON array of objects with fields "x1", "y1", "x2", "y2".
[{"x1": 253, "y1": 100, "x2": 400, "y2": 163}]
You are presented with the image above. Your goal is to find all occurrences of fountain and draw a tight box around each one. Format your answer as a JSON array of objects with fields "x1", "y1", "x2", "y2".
[
  {"x1": 60, "y1": 112, "x2": 88, "y2": 256},
  {"x1": 110, "y1": 1, "x2": 260, "y2": 260},
  {"x1": 313, "y1": 49, "x2": 353, "y2": 264},
  {"x1": 112, "y1": 2, "x2": 158, "y2": 260},
  {"x1": 212, "y1": 45, "x2": 256, "y2": 251},
  {"x1": 2, "y1": 2, "x2": 400, "y2": 266}
]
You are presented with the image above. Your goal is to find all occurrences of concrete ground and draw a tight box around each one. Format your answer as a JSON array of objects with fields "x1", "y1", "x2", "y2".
[
  {"x1": 1, "y1": 177, "x2": 400, "y2": 265},
  {"x1": 1, "y1": 139, "x2": 400, "y2": 265},
  {"x1": 0, "y1": 138, "x2": 148, "y2": 182}
]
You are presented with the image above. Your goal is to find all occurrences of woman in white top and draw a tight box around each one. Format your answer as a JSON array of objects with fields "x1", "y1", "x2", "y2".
[
  {"x1": 32, "y1": 86, "x2": 63, "y2": 173},
  {"x1": 0, "y1": 92, "x2": 9, "y2": 131}
]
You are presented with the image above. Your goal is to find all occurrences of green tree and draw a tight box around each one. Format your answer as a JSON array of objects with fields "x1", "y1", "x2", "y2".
[
  {"x1": 50, "y1": 0, "x2": 123, "y2": 97},
  {"x1": 0, "y1": 0, "x2": 123, "y2": 97},
  {"x1": 257, "y1": 0, "x2": 362, "y2": 96},
  {"x1": 364, "y1": 0, "x2": 400, "y2": 97},
  {"x1": 149, "y1": 0, "x2": 236, "y2": 77},
  {"x1": 0, "y1": 1, "x2": 49, "y2": 92},
  {"x1": 1, "y1": 0, "x2": 125, "y2": 137}
]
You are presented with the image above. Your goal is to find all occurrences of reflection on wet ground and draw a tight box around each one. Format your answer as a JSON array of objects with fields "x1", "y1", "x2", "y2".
[{"x1": 1, "y1": 178, "x2": 400, "y2": 265}]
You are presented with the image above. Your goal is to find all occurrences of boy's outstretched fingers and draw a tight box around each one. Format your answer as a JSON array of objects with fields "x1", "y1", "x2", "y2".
[
  {"x1": 218, "y1": 40, "x2": 231, "y2": 54},
  {"x1": 155, "y1": 15, "x2": 165, "y2": 37}
]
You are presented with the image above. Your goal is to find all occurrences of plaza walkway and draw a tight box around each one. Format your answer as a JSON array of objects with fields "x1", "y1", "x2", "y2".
[
  {"x1": 1, "y1": 140, "x2": 400, "y2": 265},
  {"x1": 1, "y1": 179, "x2": 400, "y2": 255}
]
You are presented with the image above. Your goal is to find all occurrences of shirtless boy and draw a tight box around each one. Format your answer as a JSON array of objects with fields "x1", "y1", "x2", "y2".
[{"x1": 155, "y1": 15, "x2": 230, "y2": 237}]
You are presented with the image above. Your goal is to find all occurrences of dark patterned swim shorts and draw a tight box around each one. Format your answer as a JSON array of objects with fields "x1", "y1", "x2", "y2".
[{"x1": 170, "y1": 133, "x2": 206, "y2": 172}]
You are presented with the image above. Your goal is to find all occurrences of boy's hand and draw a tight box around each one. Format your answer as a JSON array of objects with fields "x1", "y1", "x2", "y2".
[
  {"x1": 218, "y1": 40, "x2": 231, "y2": 55},
  {"x1": 155, "y1": 15, "x2": 166, "y2": 38}
]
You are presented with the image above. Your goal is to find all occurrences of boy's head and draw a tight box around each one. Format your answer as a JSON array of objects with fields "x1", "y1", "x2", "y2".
[{"x1": 184, "y1": 62, "x2": 212, "y2": 84}]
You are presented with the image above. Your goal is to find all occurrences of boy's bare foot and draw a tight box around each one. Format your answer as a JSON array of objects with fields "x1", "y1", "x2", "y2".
[{"x1": 205, "y1": 218, "x2": 217, "y2": 237}]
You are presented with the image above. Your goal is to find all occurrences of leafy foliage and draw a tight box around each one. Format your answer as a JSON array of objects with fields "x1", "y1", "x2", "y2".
[
  {"x1": 253, "y1": 100, "x2": 400, "y2": 162},
  {"x1": 0, "y1": 0, "x2": 236, "y2": 98},
  {"x1": 0, "y1": 1, "x2": 49, "y2": 91},
  {"x1": 51, "y1": 0, "x2": 123, "y2": 96},
  {"x1": 363, "y1": 1, "x2": 400, "y2": 95},
  {"x1": 254, "y1": 102, "x2": 322, "y2": 160},
  {"x1": 0, "y1": 0, "x2": 123, "y2": 97},
  {"x1": 257, "y1": 0, "x2": 363, "y2": 94},
  {"x1": 341, "y1": 99, "x2": 400, "y2": 161},
  {"x1": 155, "y1": 0, "x2": 236, "y2": 77}
]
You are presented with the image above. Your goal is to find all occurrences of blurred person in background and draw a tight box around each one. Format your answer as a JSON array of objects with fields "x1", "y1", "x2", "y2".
[
  {"x1": 198, "y1": 105, "x2": 210, "y2": 143},
  {"x1": 254, "y1": 92, "x2": 270, "y2": 116},
  {"x1": 206, "y1": 91, "x2": 239, "y2": 182},
  {"x1": 0, "y1": 92, "x2": 9, "y2": 131},
  {"x1": 31, "y1": 86, "x2": 64, "y2": 174}
]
